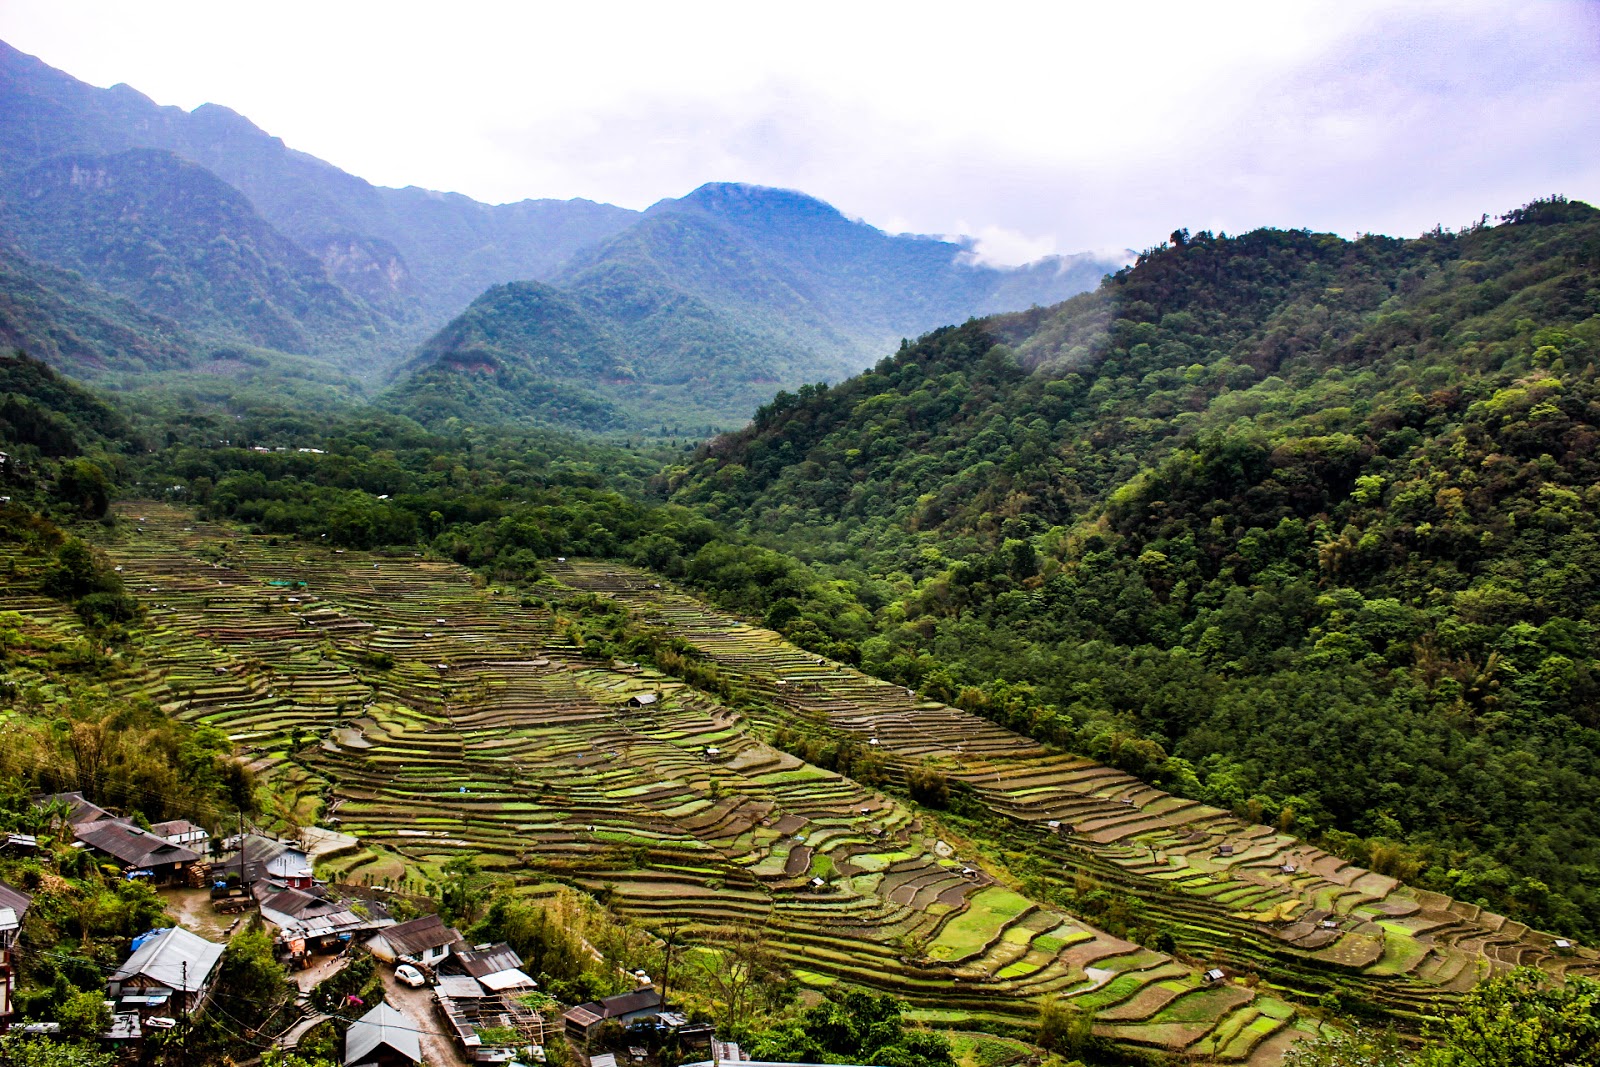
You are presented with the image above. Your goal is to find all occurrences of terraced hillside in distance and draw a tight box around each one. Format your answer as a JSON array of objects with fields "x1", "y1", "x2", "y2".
[{"x1": 4, "y1": 504, "x2": 1591, "y2": 1066}]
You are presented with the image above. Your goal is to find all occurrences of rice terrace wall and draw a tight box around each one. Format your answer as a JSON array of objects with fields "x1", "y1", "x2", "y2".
[{"x1": 3, "y1": 502, "x2": 1590, "y2": 1065}]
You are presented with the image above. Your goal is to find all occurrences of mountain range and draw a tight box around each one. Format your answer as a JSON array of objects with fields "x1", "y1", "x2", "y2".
[{"x1": 0, "y1": 40, "x2": 1126, "y2": 429}]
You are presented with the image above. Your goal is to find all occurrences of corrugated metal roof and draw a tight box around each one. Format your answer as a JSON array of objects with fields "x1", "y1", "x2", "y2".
[
  {"x1": 111, "y1": 926, "x2": 223, "y2": 991},
  {"x1": 345, "y1": 1001, "x2": 421, "y2": 1065},
  {"x1": 375, "y1": 913, "x2": 461, "y2": 957},
  {"x1": 476, "y1": 967, "x2": 536, "y2": 992},
  {"x1": 456, "y1": 942, "x2": 524, "y2": 978}
]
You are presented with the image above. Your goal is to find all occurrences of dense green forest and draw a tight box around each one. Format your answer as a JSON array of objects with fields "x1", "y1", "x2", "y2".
[{"x1": 662, "y1": 198, "x2": 1600, "y2": 939}]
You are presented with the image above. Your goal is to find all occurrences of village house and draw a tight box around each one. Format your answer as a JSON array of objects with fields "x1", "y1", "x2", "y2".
[
  {"x1": 150, "y1": 819, "x2": 211, "y2": 854},
  {"x1": 563, "y1": 988, "x2": 665, "y2": 1043},
  {"x1": 0, "y1": 835, "x2": 37, "y2": 856},
  {"x1": 1, "y1": 879, "x2": 33, "y2": 1033},
  {"x1": 36, "y1": 791, "x2": 116, "y2": 829},
  {"x1": 256, "y1": 885, "x2": 342, "y2": 930},
  {"x1": 107, "y1": 926, "x2": 224, "y2": 1020},
  {"x1": 448, "y1": 942, "x2": 536, "y2": 994},
  {"x1": 345, "y1": 1000, "x2": 421, "y2": 1067},
  {"x1": 74, "y1": 821, "x2": 202, "y2": 883},
  {"x1": 433, "y1": 978, "x2": 546, "y2": 1062},
  {"x1": 367, "y1": 913, "x2": 463, "y2": 968},
  {"x1": 215, "y1": 833, "x2": 314, "y2": 889}
]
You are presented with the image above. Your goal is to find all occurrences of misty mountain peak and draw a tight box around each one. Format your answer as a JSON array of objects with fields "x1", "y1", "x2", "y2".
[
  {"x1": 651, "y1": 182, "x2": 849, "y2": 227},
  {"x1": 105, "y1": 82, "x2": 159, "y2": 109},
  {"x1": 188, "y1": 101, "x2": 272, "y2": 140}
]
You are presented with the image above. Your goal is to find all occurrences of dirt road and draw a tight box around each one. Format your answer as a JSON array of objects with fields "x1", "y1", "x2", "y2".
[
  {"x1": 379, "y1": 968, "x2": 468, "y2": 1067},
  {"x1": 161, "y1": 887, "x2": 241, "y2": 942}
]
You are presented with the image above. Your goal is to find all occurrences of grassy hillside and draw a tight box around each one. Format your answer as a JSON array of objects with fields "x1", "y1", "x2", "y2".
[{"x1": 665, "y1": 198, "x2": 1600, "y2": 939}]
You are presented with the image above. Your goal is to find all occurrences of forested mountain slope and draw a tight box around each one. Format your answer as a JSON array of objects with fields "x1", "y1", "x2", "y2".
[
  {"x1": 0, "y1": 240, "x2": 197, "y2": 374},
  {"x1": 3, "y1": 148, "x2": 392, "y2": 356},
  {"x1": 0, "y1": 39, "x2": 639, "y2": 321},
  {"x1": 390, "y1": 183, "x2": 1128, "y2": 431},
  {"x1": 384, "y1": 280, "x2": 633, "y2": 429},
  {"x1": 2, "y1": 41, "x2": 1122, "y2": 428},
  {"x1": 665, "y1": 197, "x2": 1600, "y2": 939}
]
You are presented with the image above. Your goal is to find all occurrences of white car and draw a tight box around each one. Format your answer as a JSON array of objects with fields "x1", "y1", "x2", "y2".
[{"x1": 395, "y1": 964, "x2": 426, "y2": 988}]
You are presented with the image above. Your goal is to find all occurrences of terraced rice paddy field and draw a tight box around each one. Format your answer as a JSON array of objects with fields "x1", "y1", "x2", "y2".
[{"x1": 3, "y1": 503, "x2": 1593, "y2": 1065}]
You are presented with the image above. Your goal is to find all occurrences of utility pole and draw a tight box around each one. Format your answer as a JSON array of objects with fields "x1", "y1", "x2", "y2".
[{"x1": 180, "y1": 959, "x2": 189, "y2": 1066}]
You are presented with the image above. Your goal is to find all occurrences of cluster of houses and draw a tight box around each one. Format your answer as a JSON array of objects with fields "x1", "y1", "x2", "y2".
[
  {"x1": 38, "y1": 792, "x2": 211, "y2": 884},
  {"x1": 370, "y1": 913, "x2": 552, "y2": 1064},
  {"x1": 4, "y1": 794, "x2": 731, "y2": 1067}
]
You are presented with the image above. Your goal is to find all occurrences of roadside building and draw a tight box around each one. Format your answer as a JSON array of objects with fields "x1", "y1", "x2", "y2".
[
  {"x1": 1, "y1": 879, "x2": 33, "y2": 1032},
  {"x1": 280, "y1": 909, "x2": 394, "y2": 966},
  {"x1": 563, "y1": 988, "x2": 665, "y2": 1042},
  {"x1": 367, "y1": 913, "x2": 462, "y2": 968},
  {"x1": 345, "y1": 1000, "x2": 421, "y2": 1067},
  {"x1": 107, "y1": 926, "x2": 224, "y2": 1019},
  {"x1": 74, "y1": 821, "x2": 201, "y2": 884}
]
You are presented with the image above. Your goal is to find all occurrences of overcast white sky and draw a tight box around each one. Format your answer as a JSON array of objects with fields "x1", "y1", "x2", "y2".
[{"x1": 3, "y1": 0, "x2": 1597, "y2": 264}]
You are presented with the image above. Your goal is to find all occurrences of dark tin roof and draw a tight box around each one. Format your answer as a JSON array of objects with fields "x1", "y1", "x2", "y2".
[
  {"x1": 454, "y1": 942, "x2": 524, "y2": 979},
  {"x1": 76, "y1": 821, "x2": 201, "y2": 868},
  {"x1": 378, "y1": 913, "x2": 462, "y2": 957},
  {"x1": 569, "y1": 988, "x2": 664, "y2": 1023}
]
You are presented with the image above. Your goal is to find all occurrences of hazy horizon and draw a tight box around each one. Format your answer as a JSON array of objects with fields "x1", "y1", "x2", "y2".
[{"x1": 3, "y1": 0, "x2": 1597, "y2": 265}]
